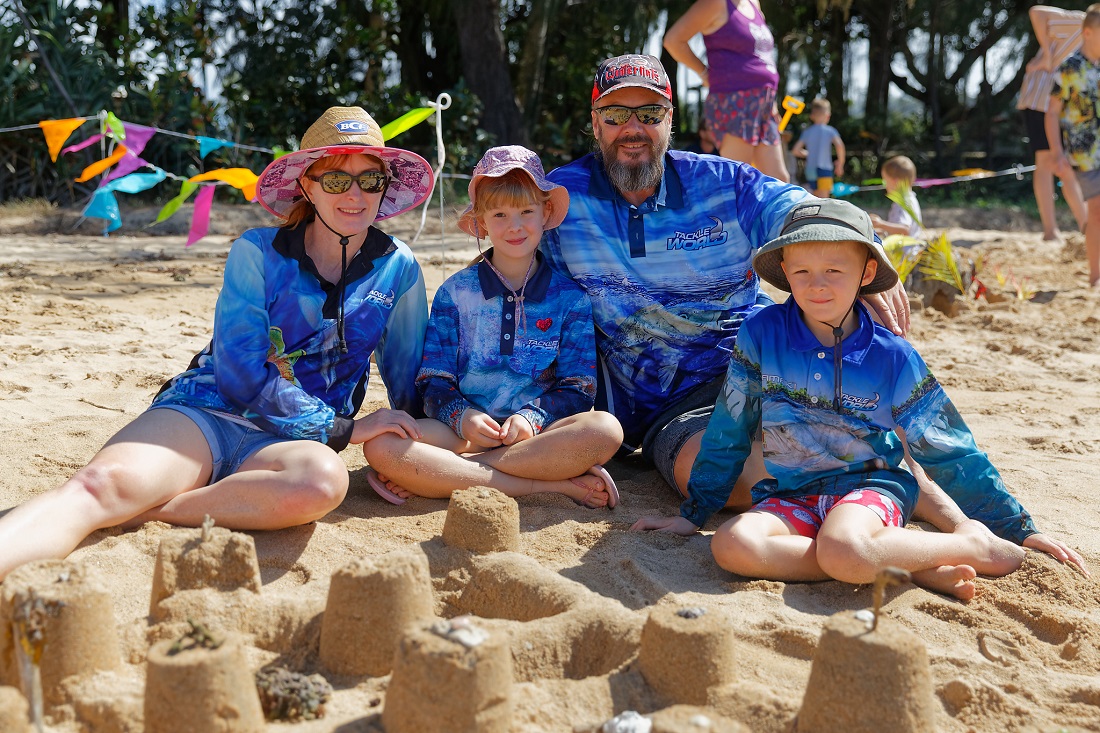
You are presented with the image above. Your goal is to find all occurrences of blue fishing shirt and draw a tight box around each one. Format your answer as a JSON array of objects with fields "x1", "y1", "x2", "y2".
[
  {"x1": 682, "y1": 298, "x2": 1037, "y2": 543},
  {"x1": 543, "y1": 150, "x2": 812, "y2": 448},
  {"x1": 417, "y1": 252, "x2": 597, "y2": 435},
  {"x1": 153, "y1": 224, "x2": 427, "y2": 450}
]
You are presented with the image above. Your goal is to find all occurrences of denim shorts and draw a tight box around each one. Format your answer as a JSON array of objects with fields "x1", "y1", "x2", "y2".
[
  {"x1": 149, "y1": 405, "x2": 289, "y2": 484},
  {"x1": 641, "y1": 375, "x2": 726, "y2": 490}
]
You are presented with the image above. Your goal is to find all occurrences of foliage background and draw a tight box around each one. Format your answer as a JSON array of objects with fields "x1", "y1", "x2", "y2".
[{"x1": 1, "y1": 0, "x2": 1092, "y2": 207}]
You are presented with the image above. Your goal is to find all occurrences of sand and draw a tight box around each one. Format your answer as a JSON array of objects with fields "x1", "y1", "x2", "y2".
[{"x1": 0, "y1": 202, "x2": 1097, "y2": 732}]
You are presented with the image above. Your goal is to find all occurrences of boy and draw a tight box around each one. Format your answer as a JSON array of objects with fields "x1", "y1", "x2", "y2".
[
  {"x1": 1047, "y1": 3, "x2": 1100, "y2": 288},
  {"x1": 870, "y1": 155, "x2": 923, "y2": 238},
  {"x1": 792, "y1": 99, "x2": 845, "y2": 197},
  {"x1": 634, "y1": 199, "x2": 1088, "y2": 599}
]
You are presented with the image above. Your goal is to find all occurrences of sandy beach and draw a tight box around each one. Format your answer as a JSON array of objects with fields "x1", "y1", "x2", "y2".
[{"x1": 0, "y1": 202, "x2": 1097, "y2": 732}]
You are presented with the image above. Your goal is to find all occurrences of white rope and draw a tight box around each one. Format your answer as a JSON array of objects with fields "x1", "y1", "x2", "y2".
[{"x1": 409, "y1": 93, "x2": 452, "y2": 281}]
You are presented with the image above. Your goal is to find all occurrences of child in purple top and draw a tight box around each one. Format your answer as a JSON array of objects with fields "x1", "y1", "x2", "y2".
[{"x1": 363, "y1": 146, "x2": 624, "y2": 508}]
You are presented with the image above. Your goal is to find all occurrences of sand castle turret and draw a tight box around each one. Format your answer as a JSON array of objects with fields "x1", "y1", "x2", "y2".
[
  {"x1": 319, "y1": 548, "x2": 436, "y2": 676},
  {"x1": 638, "y1": 606, "x2": 736, "y2": 706},
  {"x1": 149, "y1": 521, "x2": 262, "y2": 613},
  {"x1": 383, "y1": 616, "x2": 513, "y2": 733},
  {"x1": 0, "y1": 560, "x2": 121, "y2": 707},
  {"x1": 144, "y1": 622, "x2": 265, "y2": 733},
  {"x1": 0, "y1": 686, "x2": 33, "y2": 733},
  {"x1": 797, "y1": 611, "x2": 935, "y2": 732},
  {"x1": 442, "y1": 487, "x2": 520, "y2": 553}
]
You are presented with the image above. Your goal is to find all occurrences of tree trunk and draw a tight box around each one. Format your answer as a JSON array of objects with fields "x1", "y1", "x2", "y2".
[
  {"x1": 862, "y1": 0, "x2": 895, "y2": 144},
  {"x1": 516, "y1": 0, "x2": 559, "y2": 129},
  {"x1": 450, "y1": 0, "x2": 530, "y2": 146}
]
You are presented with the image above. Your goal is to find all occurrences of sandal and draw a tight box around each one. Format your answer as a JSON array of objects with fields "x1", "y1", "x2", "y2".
[
  {"x1": 366, "y1": 468, "x2": 406, "y2": 506},
  {"x1": 568, "y1": 465, "x2": 620, "y2": 510}
]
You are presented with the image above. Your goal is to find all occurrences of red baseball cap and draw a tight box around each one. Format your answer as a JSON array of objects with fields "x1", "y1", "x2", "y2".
[{"x1": 592, "y1": 54, "x2": 673, "y2": 105}]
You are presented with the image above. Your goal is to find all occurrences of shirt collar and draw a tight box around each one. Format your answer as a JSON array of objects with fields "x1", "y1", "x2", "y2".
[
  {"x1": 585, "y1": 152, "x2": 685, "y2": 210},
  {"x1": 784, "y1": 298, "x2": 875, "y2": 365},
  {"x1": 272, "y1": 220, "x2": 395, "y2": 284},
  {"x1": 476, "y1": 250, "x2": 551, "y2": 302}
]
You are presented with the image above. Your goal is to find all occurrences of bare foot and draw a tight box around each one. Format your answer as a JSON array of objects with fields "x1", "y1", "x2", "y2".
[
  {"x1": 911, "y1": 564, "x2": 978, "y2": 601},
  {"x1": 375, "y1": 472, "x2": 414, "y2": 501},
  {"x1": 955, "y1": 519, "x2": 1025, "y2": 576},
  {"x1": 564, "y1": 474, "x2": 610, "y2": 508}
]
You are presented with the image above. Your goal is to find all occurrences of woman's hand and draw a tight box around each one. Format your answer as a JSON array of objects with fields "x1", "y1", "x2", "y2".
[
  {"x1": 1022, "y1": 533, "x2": 1090, "y2": 577},
  {"x1": 862, "y1": 280, "x2": 911, "y2": 336},
  {"x1": 461, "y1": 409, "x2": 506, "y2": 449},
  {"x1": 500, "y1": 414, "x2": 535, "y2": 446},
  {"x1": 350, "y1": 409, "x2": 422, "y2": 443},
  {"x1": 630, "y1": 515, "x2": 700, "y2": 535}
]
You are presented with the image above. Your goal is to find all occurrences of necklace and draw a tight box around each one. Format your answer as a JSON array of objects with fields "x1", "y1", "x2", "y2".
[{"x1": 482, "y1": 251, "x2": 537, "y2": 342}]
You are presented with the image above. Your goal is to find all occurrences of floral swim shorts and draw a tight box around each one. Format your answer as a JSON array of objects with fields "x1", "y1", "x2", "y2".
[
  {"x1": 753, "y1": 490, "x2": 903, "y2": 539},
  {"x1": 705, "y1": 85, "x2": 781, "y2": 147}
]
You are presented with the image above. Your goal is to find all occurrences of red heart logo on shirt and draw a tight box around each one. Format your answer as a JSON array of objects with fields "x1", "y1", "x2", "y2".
[{"x1": 536, "y1": 318, "x2": 553, "y2": 331}]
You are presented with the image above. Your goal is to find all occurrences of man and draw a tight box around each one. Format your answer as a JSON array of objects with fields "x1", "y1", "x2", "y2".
[{"x1": 541, "y1": 54, "x2": 912, "y2": 522}]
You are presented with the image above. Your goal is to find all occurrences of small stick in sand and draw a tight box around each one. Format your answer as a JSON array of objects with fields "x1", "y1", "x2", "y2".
[
  {"x1": 871, "y1": 566, "x2": 912, "y2": 630},
  {"x1": 200, "y1": 514, "x2": 215, "y2": 543},
  {"x1": 12, "y1": 590, "x2": 64, "y2": 733}
]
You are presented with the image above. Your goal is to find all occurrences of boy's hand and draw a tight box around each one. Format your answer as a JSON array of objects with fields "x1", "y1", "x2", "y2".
[
  {"x1": 1053, "y1": 153, "x2": 1074, "y2": 178},
  {"x1": 1022, "y1": 533, "x2": 1090, "y2": 577},
  {"x1": 460, "y1": 409, "x2": 505, "y2": 448},
  {"x1": 833, "y1": 160, "x2": 844, "y2": 177},
  {"x1": 630, "y1": 515, "x2": 700, "y2": 535},
  {"x1": 500, "y1": 414, "x2": 535, "y2": 445}
]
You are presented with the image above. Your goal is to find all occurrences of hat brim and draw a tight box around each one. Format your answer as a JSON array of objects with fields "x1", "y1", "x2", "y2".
[
  {"x1": 456, "y1": 170, "x2": 569, "y2": 237},
  {"x1": 752, "y1": 224, "x2": 899, "y2": 295},
  {"x1": 256, "y1": 144, "x2": 434, "y2": 221}
]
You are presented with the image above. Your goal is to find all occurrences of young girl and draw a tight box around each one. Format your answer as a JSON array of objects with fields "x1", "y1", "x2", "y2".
[{"x1": 363, "y1": 146, "x2": 624, "y2": 508}]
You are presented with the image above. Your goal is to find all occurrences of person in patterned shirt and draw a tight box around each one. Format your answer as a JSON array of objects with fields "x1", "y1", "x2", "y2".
[
  {"x1": 363, "y1": 146, "x2": 624, "y2": 509},
  {"x1": 1047, "y1": 3, "x2": 1100, "y2": 287},
  {"x1": 635, "y1": 199, "x2": 1088, "y2": 599}
]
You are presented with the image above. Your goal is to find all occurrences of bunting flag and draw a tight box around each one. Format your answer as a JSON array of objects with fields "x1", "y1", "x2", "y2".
[
  {"x1": 380, "y1": 107, "x2": 435, "y2": 141},
  {"x1": 100, "y1": 124, "x2": 157, "y2": 186},
  {"x1": 82, "y1": 168, "x2": 168, "y2": 232},
  {"x1": 186, "y1": 185, "x2": 216, "y2": 247},
  {"x1": 38, "y1": 118, "x2": 88, "y2": 162},
  {"x1": 188, "y1": 168, "x2": 259, "y2": 201},
  {"x1": 197, "y1": 136, "x2": 235, "y2": 159},
  {"x1": 154, "y1": 181, "x2": 200, "y2": 224},
  {"x1": 104, "y1": 111, "x2": 126, "y2": 141},
  {"x1": 75, "y1": 145, "x2": 128, "y2": 183},
  {"x1": 62, "y1": 132, "x2": 104, "y2": 156}
]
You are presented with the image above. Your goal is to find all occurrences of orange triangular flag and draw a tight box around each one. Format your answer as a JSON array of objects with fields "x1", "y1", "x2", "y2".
[
  {"x1": 75, "y1": 145, "x2": 128, "y2": 183},
  {"x1": 39, "y1": 118, "x2": 88, "y2": 162},
  {"x1": 189, "y1": 168, "x2": 260, "y2": 201}
]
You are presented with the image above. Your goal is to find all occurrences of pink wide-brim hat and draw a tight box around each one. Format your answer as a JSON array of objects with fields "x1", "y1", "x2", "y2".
[
  {"x1": 457, "y1": 145, "x2": 569, "y2": 237},
  {"x1": 256, "y1": 106, "x2": 434, "y2": 221}
]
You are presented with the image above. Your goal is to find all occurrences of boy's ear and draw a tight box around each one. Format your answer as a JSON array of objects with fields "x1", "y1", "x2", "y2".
[{"x1": 862, "y1": 258, "x2": 878, "y2": 287}]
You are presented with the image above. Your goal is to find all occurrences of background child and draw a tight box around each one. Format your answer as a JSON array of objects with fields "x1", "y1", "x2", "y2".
[
  {"x1": 363, "y1": 146, "x2": 624, "y2": 507},
  {"x1": 634, "y1": 199, "x2": 1088, "y2": 599},
  {"x1": 792, "y1": 98, "x2": 845, "y2": 197},
  {"x1": 870, "y1": 155, "x2": 924, "y2": 238},
  {"x1": 1047, "y1": 3, "x2": 1100, "y2": 288}
]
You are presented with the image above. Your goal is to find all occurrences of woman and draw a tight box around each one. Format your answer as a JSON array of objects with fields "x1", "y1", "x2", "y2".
[
  {"x1": 664, "y1": 0, "x2": 790, "y2": 181},
  {"x1": 0, "y1": 106, "x2": 433, "y2": 580}
]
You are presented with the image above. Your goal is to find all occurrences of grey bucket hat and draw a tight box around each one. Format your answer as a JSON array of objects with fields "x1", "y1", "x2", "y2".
[{"x1": 752, "y1": 199, "x2": 899, "y2": 295}]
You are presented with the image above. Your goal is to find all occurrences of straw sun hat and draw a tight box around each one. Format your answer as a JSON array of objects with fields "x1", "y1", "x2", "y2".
[{"x1": 256, "y1": 106, "x2": 434, "y2": 221}]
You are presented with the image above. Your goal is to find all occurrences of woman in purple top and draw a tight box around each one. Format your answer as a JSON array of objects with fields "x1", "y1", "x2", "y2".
[{"x1": 664, "y1": 0, "x2": 790, "y2": 181}]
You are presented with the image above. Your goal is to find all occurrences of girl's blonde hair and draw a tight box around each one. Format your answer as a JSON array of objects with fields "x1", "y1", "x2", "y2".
[
  {"x1": 279, "y1": 153, "x2": 387, "y2": 229},
  {"x1": 465, "y1": 169, "x2": 552, "y2": 265}
]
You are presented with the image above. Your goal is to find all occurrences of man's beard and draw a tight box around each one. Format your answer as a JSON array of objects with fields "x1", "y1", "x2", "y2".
[{"x1": 595, "y1": 130, "x2": 671, "y2": 193}]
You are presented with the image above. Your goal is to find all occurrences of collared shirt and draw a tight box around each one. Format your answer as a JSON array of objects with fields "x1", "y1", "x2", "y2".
[
  {"x1": 1052, "y1": 51, "x2": 1100, "y2": 171},
  {"x1": 1018, "y1": 9, "x2": 1084, "y2": 112},
  {"x1": 153, "y1": 224, "x2": 427, "y2": 450},
  {"x1": 543, "y1": 150, "x2": 812, "y2": 448},
  {"x1": 681, "y1": 298, "x2": 1037, "y2": 544},
  {"x1": 417, "y1": 252, "x2": 597, "y2": 436}
]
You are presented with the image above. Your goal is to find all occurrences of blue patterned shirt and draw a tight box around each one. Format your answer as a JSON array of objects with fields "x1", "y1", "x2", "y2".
[
  {"x1": 153, "y1": 224, "x2": 427, "y2": 450},
  {"x1": 417, "y1": 252, "x2": 597, "y2": 435},
  {"x1": 543, "y1": 150, "x2": 812, "y2": 448},
  {"x1": 682, "y1": 298, "x2": 1037, "y2": 543}
]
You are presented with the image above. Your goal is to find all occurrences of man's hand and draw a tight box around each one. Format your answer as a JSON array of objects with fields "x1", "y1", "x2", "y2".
[
  {"x1": 460, "y1": 409, "x2": 505, "y2": 449},
  {"x1": 500, "y1": 414, "x2": 535, "y2": 445},
  {"x1": 1022, "y1": 533, "x2": 1090, "y2": 577},
  {"x1": 630, "y1": 515, "x2": 700, "y2": 535},
  {"x1": 862, "y1": 280, "x2": 911, "y2": 336}
]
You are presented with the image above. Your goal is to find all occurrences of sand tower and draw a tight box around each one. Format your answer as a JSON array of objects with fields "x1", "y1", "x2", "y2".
[
  {"x1": 638, "y1": 606, "x2": 736, "y2": 705},
  {"x1": 144, "y1": 623, "x2": 264, "y2": 733},
  {"x1": 319, "y1": 548, "x2": 436, "y2": 676},
  {"x1": 441, "y1": 487, "x2": 520, "y2": 553},
  {"x1": 797, "y1": 611, "x2": 935, "y2": 732},
  {"x1": 0, "y1": 686, "x2": 33, "y2": 733},
  {"x1": 0, "y1": 560, "x2": 121, "y2": 707},
  {"x1": 383, "y1": 616, "x2": 513, "y2": 733},
  {"x1": 149, "y1": 521, "x2": 262, "y2": 613}
]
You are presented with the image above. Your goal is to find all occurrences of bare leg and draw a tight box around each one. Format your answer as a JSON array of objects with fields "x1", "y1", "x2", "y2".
[
  {"x1": 1055, "y1": 161, "x2": 1088, "y2": 232},
  {"x1": 672, "y1": 429, "x2": 760, "y2": 512},
  {"x1": 1088, "y1": 196, "x2": 1100, "y2": 287},
  {"x1": 1033, "y1": 151, "x2": 1061, "y2": 239},
  {"x1": 711, "y1": 511, "x2": 829, "y2": 581},
  {"x1": 750, "y1": 140, "x2": 792, "y2": 183}
]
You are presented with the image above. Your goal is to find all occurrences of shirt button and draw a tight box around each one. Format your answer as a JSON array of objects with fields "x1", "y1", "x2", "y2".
[
  {"x1": 813, "y1": 373, "x2": 822, "y2": 380},
  {"x1": 818, "y1": 352, "x2": 825, "y2": 359},
  {"x1": 811, "y1": 396, "x2": 819, "y2": 404},
  {"x1": 505, "y1": 313, "x2": 512, "y2": 320},
  {"x1": 504, "y1": 334, "x2": 511, "y2": 340},
  {"x1": 507, "y1": 296, "x2": 514, "y2": 302}
]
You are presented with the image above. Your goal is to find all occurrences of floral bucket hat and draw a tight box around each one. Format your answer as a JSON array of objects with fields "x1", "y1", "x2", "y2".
[
  {"x1": 457, "y1": 145, "x2": 569, "y2": 237},
  {"x1": 256, "y1": 106, "x2": 434, "y2": 221}
]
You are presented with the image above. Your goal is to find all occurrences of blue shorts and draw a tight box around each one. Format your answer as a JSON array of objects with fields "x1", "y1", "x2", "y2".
[{"x1": 148, "y1": 405, "x2": 290, "y2": 484}]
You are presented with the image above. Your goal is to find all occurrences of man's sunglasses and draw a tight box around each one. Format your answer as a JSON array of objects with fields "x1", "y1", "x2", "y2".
[
  {"x1": 305, "y1": 170, "x2": 388, "y2": 194},
  {"x1": 594, "y1": 104, "x2": 671, "y2": 126}
]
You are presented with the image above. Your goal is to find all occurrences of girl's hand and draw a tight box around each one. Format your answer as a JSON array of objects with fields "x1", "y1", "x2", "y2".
[
  {"x1": 461, "y1": 409, "x2": 505, "y2": 448},
  {"x1": 350, "y1": 409, "x2": 421, "y2": 443},
  {"x1": 1022, "y1": 533, "x2": 1090, "y2": 577},
  {"x1": 630, "y1": 515, "x2": 700, "y2": 535},
  {"x1": 500, "y1": 414, "x2": 535, "y2": 445}
]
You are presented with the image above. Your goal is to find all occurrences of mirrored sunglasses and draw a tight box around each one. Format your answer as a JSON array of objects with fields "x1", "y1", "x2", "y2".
[
  {"x1": 305, "y1": 170, "x2": 388, "y2": 194},
  {"x1": 594, "y1": 104, "x2": 671, "y2": 126}
]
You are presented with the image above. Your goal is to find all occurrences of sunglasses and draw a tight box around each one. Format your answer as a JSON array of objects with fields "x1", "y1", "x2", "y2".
[
  {"x1": 594, "y1": 104, "x2": 671, "y2": 126},
  {"x1": 305, "y1": 170, "x2": 388, "y2": 194}
]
